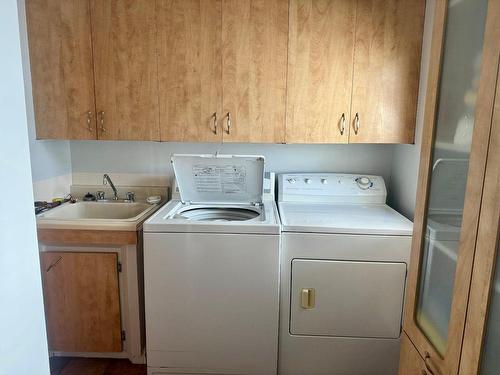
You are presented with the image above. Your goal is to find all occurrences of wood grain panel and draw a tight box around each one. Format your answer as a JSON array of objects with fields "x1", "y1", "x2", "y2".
[
  {"x1": 222, "y1": 0, "x2": 288, "y2": 143},
  {"x1": 90, "y1": 0, "x2": 159, "y2": 140},
  {"x1": 350, "y1": 0, "x2": 425, "y2": 143},
  {"x1": 41, "y1": 252, "x2": 122, "y2": 352},
  {"x1": 459, "y1": 59, "x2": 500, "y2": 375},
  {"x1": 286, "y1": 0, "x2": 356, "y2": 143},
  {"x1": 26, "y1": 0, "x2": 96, "y2": 139},
  {"x1": 157, "y1": 0, "x2": 222, "y2": 142},
  {"x1": 398, "y1": 332, "x2": 427, "y2": 375},
  {"x1": 402, "y1": 1, "x2": 500, "y2": 374},
  {"x1": 37, "y1": 229, "x2": 137, "y2": 246}
]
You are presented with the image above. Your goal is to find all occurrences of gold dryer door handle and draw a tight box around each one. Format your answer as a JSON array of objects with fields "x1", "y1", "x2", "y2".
[{"x1": 300, "y1": 288, "x2": 316, "y2": 309}]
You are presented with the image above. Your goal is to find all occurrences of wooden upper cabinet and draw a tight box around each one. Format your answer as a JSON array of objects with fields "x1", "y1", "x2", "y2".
[
  {"x1": 40, "y1": 252, "x2": 122, "y2": 353},
  {"x1": 222, "y1": 0, "x2": 288, "y2": 143},
  {"x1": 157, "y1": 0, "x2": 222, "y2": 142},
  {"x1": 286, "y1": 0, "x2": 356, "y2": 144},
  {"x1": 26, "y1": 0, "x2": 97, "y2": 140},
  {"x1": 90, "y1": 0, "x2": 159, "y2": 141},
  {"x1": 350, "y1": 0, "x2": 425, "y2": 143},
  {"x1": 26, "y1": 0, "x2": 425, "y2": 144}
]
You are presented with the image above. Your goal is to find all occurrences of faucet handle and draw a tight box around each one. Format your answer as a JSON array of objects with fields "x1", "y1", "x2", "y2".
[
  {"x1": 125, "y1": 192, "x2": 135, "y2": 202},
  {"x1": 96, "y1": 191, "x2": 105, "y2": 201}
]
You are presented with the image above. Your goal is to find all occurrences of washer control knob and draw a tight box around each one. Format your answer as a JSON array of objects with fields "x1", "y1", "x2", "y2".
[
  {"x1": 287, "y1": 178, "x2": 296, "y2": 184},
  {"x1": 356, "y1": 176, "x2": 372, "y2": 189},
  {"x1": 321, "y1": 178, "x2": 328, "y2": 185},
  {"x1": 304, "y1": 178, "x2": 312, "y2": 184}
]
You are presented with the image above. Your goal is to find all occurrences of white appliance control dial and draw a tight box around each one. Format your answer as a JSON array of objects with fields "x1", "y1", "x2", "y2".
[
  {"x1": 288, "y1": 178, "x2": 296, "y2": 184},
  {"x1": 304, "y1": 178, "x2": 312, "y2": 184},
  {"x1": 356, "y1": 176, "x2": 373, "y2": 190},
  {"x1": 321, "y1": 178, "x2": 328, "y2": 184}
]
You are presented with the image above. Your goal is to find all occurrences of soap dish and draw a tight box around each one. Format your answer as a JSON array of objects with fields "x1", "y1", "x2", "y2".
[{"x1": 146, "y1": 196, "x2": 161, "y2": 204}]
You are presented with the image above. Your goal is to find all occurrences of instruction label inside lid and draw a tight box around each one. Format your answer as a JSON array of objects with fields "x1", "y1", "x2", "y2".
[
  {"x1": 171, "y1": 154, "x2": 265, "y2": 204},
  {"x1": 193, "y1": 165, "x2": 247, "y2": 194}
]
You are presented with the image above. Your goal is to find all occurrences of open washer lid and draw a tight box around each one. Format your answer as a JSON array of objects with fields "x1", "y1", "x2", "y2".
[{"x1": 171, "y1": 154, "x2": 265, "y2": 205}]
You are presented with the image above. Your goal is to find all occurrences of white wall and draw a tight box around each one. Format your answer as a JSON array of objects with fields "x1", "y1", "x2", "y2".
[
  {"x1": 70, "y1": 141, "x2": 395, "y2": 187},
  {"x1": 18, "y1": 0, "x2": 72, "y2": 201},
  {"x1": 0, "y1": 1, "x2": 50, "y2": 374},
  {"x1": 388, "y1": 0, "x2": 435, "y2": 220}
]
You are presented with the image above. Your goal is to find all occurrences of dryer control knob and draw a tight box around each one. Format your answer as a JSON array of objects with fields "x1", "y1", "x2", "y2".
[
  {"x1": 356, "y1": 176, "x2": 372, "y2": 189},
  {"x1": 321, "y1": 178, "x2": 328, "y2": 185},
  {"x1": 360, "y1": 177, "x2": 370, "y2": 185},
  {"x1": 287, "y1": 178, "x2": 296, "y2": 184},
  {"x1": 304, "y1": 178, "x2": 312, "y2": 184}
]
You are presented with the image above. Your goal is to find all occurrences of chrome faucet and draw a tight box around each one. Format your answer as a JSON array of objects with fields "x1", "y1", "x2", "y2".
[{"x1": 103, "y1": 174, "x2": 119, "y2": 200}]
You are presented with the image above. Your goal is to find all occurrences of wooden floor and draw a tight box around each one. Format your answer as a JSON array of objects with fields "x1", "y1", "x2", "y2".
[{"x1": 50, "y1": 357, "x2": 146, "y2": 375}]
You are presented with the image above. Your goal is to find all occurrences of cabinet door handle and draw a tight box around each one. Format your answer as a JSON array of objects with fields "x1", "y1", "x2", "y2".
[
  {"x1": 340, "y1": 113, "x2": 346, "y2": 135},
  {"x1": 212, "y1": 112, "x2": 218, "y2": 134},
  {"x1": 45, "y1": 256, "x2": 62, "y2": 272},
  {"x1": 424, "y1": 352, "x2": 435, "y2": 375},
  {"x1": 225, "y1": 112, "x2": 231, "y2": 134},
  {"x1": 354, "y1": 112, "x2": 360, "y2": 135},
  {"x1": 99, "y1": 111, "x2": 106, "y2": 133},
  {"x1": 300, "y1": 288, "x2": 316, "y2": 309},
  {"x1": 86, "y1": 111, "x2": 93, "y2": 132}
]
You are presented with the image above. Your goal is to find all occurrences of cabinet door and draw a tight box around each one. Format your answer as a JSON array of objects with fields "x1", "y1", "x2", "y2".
[
  {"x1": 479, "y1": 239, "x2": 500, "y2": 374},
  {"x1": 459, "y1": 57, "x2": 500, "y2": 375},
  {"x1": 222, "y1": 0, "x2": 288, "y2": 143},
  {"x1": 350, "y1": 0, "x2": 425, "y2": 143},
  {"x1": 286, "y1": 0, "x2": 355, "y2": 143},
  {"x1": 40, "y1": 252, "x2": 122, "y2": 352},
  {"x1": 398, "y1": 333, "x2": 429, "y2": 375},
  {"x1": 402, "y1": 1, "x2": 500, "y2": 374},
  {"x1": 90, "y1": 0, "x2": 159, "y2": 140},
  {"x1": 157, "y1": 0, "x2": 222, "y2": 142},
  {"x1": 26, "y1": 0, "x2": 97, "y2": 139}
]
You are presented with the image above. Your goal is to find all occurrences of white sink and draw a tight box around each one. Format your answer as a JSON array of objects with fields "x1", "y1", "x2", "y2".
[
  {"x1": 37, "y1": 201, "x2": 161, "y2": 230},
  {"x1": 39, "y1": 201, "x2": 154, "y2": 220}
]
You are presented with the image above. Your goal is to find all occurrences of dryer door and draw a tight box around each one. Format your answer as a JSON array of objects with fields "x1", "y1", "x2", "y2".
[{"x1": 290, "y1": 259, "x2": 406, "y2": 339}]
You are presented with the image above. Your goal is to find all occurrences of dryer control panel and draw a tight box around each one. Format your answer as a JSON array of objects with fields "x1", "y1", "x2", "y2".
[{"x1": 278, "y1": 173, "x2": 387, "y2": 204}]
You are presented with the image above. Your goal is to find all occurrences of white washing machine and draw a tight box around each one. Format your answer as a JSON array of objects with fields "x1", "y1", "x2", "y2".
[
  {"x1": 277, "y1": 173, "x2": 413, "y2": 375},
  {"x1": 143, "y1": 154, "x2": 280, "y2": 375}
]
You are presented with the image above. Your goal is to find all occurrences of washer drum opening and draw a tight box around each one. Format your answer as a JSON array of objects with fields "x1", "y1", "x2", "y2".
[{"x1": 174, "y1": 207, "x2": 261, "y2": 222}]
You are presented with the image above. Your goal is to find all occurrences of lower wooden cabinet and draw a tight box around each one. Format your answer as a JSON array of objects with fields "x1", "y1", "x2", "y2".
[
  {"x1": 399, "y1": 333, "x2": 429, "y2": 375},
  {"x1": 40, "y1": 251, "x2": 122, "y2": 353}
]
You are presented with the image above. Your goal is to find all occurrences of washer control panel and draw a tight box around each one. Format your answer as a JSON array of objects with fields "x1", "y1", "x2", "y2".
[{"x1": 278, "y1": 173, "x2": 387, "y2": 204}]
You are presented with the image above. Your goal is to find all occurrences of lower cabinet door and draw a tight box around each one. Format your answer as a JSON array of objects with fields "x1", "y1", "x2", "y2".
[
  {"x1": 40, "y1": 251, "x2": 122, "y2": 352},
  {"x1": 399, "y1": 332, "x2": 429, "y2": 375}
]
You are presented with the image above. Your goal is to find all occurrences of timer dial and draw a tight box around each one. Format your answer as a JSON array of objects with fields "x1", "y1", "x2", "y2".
[{"x1": 356, "y1": 176, "x2": 372, "y2": 190}]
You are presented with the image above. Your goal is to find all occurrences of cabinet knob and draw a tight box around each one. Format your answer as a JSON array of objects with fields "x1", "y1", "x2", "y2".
[
  {"x1": 86, "y1": 111, "x2": 93, "y2": 132},
  {"x1": 99, "y1": 111, "x2": 106, "y2": 133},
  {"x1": 340, "y1": 113, "x2": 345, "y2": 135},
  {"x1": 354, "y1": 112, "x2": 360, "y2": 135},
  {"x1": 225, "y1": 112, "x2": 231, "y2": 135}
]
